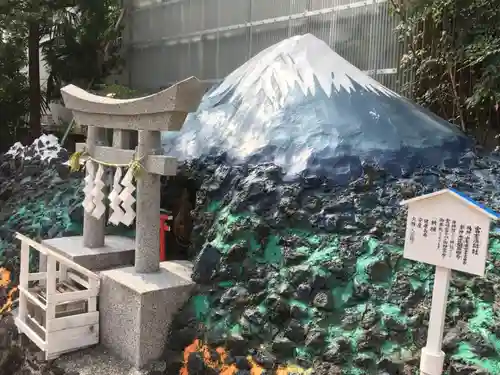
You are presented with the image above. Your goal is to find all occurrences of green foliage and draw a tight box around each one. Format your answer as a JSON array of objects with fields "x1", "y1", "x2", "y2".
[
  {"x1": 0, "y1": 0, "x2": 124, "y2": 149},
  {"x1": 0, "y1": 42, "x2": 29, "y2": 122},
  {"x1": 91, "y1": 83, "x2": 139, "y2": 99},
  {"x1": 41, "y1": 0, "x2": 125, "y2": 101},
  {"x1": 0, "y1": 16, "x2": 29, "y2": 150},
  {"x1": 391, "y1": 0, "x2": 500, "y2": 144}
]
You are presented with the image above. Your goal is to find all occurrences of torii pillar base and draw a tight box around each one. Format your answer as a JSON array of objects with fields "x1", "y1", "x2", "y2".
[{"x1": 98, "y1": 261, "x2": 194, "y2": 368}]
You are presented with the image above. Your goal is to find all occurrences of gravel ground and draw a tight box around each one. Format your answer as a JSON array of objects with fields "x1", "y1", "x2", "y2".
[{"x1": 54, "y1": 346, "x2": 164, "y2": 375}]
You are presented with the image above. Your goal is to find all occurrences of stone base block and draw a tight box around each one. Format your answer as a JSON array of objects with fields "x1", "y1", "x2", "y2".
[
  {"x1": 41, "y1": 236, "x2": 135, "y2": 271},
  {"x1": 99, "y1": 260, "x2": 194, "y2": 368}
]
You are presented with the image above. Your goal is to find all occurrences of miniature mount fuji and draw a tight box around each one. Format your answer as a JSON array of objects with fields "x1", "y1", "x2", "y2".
[{"x1": 162, "y1": 33, "x2": 471, "y2": 183}]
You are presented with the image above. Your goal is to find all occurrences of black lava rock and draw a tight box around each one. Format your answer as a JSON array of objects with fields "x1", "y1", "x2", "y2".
[
  {"x1": 4, "y1": 135, "x2": 500, "y2": 374},
  {"x1": 192, "y1": 244, "x2": 221, "y2": 284}
]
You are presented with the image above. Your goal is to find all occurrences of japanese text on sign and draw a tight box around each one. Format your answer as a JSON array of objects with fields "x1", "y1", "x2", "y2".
[
  {"x1": 409, "y1": 215, "x2": 482, "y2": 266},
  {"x1": 402, "y1": 190, "x2": 494, "y2": 277}
]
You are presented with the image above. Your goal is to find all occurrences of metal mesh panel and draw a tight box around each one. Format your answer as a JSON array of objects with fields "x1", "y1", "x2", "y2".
[
  {"x1": 306, "y1": 13, "x2": 333, "y2": 46},
  {"x1": 127, "y1": 0, "x2": 403, "y2": 92},
  {"x1": 217, "y1": 31, "x2": 250, "y2": 78},
  {"x1": 132, "y1": 0, "x2": 160, "y2": 9},
  {"x1": 384, "y1": 3, "x2": 401, "y2": 71},
  {"x1": 163, "y1": 44, "x2": 182, "y2": 84},
  {"x1": 218, "y1": 0, "x2": 250, "y2": 28},
  {"x1": 130, "y1": 46, "x2": 158, "y2": 90},
  {"x1": 164, "y1": 2, "x2": 184, "y2": 36},
  {"x1": 149, "y1": 5, "x2": 168, "y2": 41},
  {"x1": 374, "y1": 72, "x2": 399, "y2": 92},
  {"x1": 185, "y1": 0, "x2": 205, "y2": 34},
  {"x1": 154, "y1": 44, "x2": 170, "y2": 86},
  {"x1": 290, "y1": 0, "x2": 308, "y2": 13},
  {"x1": 190, "y1": 41, "x2": 204, "y2": 78},
  {"x1": 289, "y1": 18, "x2": 309, "y2": 37},
  {"x1": 177, "y1": 42, "x2": 192, "y2": 78},
  {"x1": 129, "y1": 47, "x2": 142, "y2": 89},
  {"x1": 252, "y1": 0, "x2": 293, "y2": 22},
  {"x1": 201, "y1": 38, "x2": 218, "y2": 79},
  {"x1": 310, "y1": 0, "x2": 356, "y2": 9},
  {"x1": 250, "y1": 21, "x2": 289, "y2": 58},
  {"x1": 131, "y1": 8, "x2": 150, "y2": 43},
  {"x1": 203, "y1": 0, "x2": 219, "y2": 30}
]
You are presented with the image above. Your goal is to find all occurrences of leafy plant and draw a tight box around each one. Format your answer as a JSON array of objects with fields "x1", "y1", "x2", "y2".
[
  {"x1": 91, "y1": 83, "x2": 139, "y2": 99},
  {"x1": 0, "y1": 19, "x2": 29, "y2": 151},
  {"x1": 391, "y1": 0, "x2": 500, "y2": 145},
  {"x1": 0, "y1": 0, "x2": 124, "y2": 143},
  {"x1": 41, "y1": 0, "x2": 125, "y2": 102}
]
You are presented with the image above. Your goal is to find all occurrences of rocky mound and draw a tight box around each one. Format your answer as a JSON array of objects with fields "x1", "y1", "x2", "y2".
[
  {"x1": 158, "y1": 153, "x2": 500, "y2": 375},
  {"x1": 158, "y1": 35, "x2": 500, "y2": 374},
  {"x1": 0, "y1": 42, "x2": 499, "y2": 375},
  {"x1": 163, "y1": 34, "x2": 470, "y2": 183},
  {"x1": 0, "y1": 136, "x2": 500, "y2": 375}
]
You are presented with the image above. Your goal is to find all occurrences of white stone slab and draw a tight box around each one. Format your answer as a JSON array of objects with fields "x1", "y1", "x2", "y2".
[{"x1": 42, "y1": 236, "x2": 135, "y2": 271}]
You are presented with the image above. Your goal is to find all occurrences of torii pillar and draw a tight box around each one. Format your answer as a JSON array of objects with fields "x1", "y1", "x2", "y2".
[{"x1": 46, "y1": 78, "x2": 204, "y2": 368}]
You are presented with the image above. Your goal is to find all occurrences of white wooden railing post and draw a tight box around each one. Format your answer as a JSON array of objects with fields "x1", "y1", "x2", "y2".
[
  {"x1": 18, "y1": 241, "x2": 30, "y2": 324},
  {"x1": 45, "y1": 256, "x2": 57, "y2": 333},
  {"x1": 88, "y1": 278, "x2": 98, "y2": 313},
  {"x1": 58, "y1": 264, "x2": 68, "y2": 283}
]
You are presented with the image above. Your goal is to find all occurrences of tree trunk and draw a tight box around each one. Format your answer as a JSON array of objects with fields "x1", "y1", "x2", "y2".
[{"x1": 28, "y1": 20, "x2": 41, "y2": 142}]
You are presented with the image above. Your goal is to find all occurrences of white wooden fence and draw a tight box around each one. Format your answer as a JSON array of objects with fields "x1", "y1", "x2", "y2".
[{"x1": 14, "y1": 232, "x2": 100, "y2": 360}]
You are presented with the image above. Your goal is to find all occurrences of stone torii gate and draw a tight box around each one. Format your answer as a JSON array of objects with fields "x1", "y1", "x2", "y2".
[
  {"x1": 37, "y1": 77, "x2": 204, "y2": 368},
  {"x1": 60, "y1": 77, "x2": 203, "y2": 273}
]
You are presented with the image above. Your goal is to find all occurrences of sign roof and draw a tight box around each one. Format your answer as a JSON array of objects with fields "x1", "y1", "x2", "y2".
[{"x1": 400, "y1": 188, "x2": 499, "y2": 221}]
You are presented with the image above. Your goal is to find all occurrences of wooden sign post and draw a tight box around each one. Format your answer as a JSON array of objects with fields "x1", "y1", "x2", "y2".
[{"x1": 401, "y1": 189, "x2": 498, "y2": 375}]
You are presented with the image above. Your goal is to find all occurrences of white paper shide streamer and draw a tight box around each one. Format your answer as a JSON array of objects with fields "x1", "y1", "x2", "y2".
[
  {"x1": 91, "y1": 164, "x2": 106, "y2": 219},
  {"x1": 108, "y1": 167, "x2": 125, "y2": 225},
  {"x1": 119, "y1": 167, "x2": 136, "y2": 226},
  {"x1": 82, "y1": 160, "x2": 96, "y2": 213}
]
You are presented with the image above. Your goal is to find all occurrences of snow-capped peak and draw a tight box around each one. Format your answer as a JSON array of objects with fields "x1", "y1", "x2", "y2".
[
  {"x1": 208, "y1": 33, "x2": 397, "y2": 101},
  {"x1": 163, "y1": 33, "x2": 468, "y2": 182}
]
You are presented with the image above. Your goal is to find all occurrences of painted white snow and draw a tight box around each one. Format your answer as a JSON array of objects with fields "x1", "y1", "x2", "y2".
[
  {"x1": 170, "y1": 33, "x2": 402, "y2": 165},
  {"x1": 208, "y1": 33, "x2": 398, "y2": 101},
  {"x1": 162, "y1": 33, "x2": 467, "y2": 180},
  {"x1": 6, "y1": 134, "x2": 63, "y2": 162}
]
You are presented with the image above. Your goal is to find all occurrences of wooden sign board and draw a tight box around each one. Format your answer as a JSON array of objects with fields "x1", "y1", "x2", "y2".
[{"x1": 401, "y1": 189, "x2": 498, "y2": 277}]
